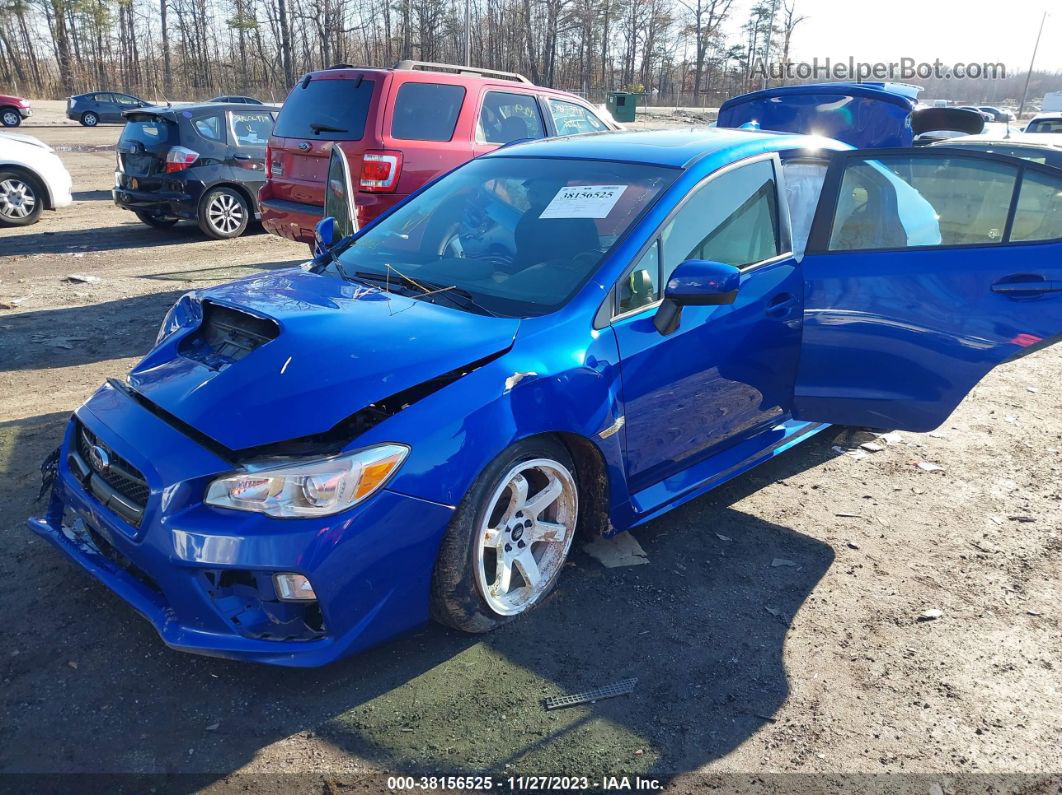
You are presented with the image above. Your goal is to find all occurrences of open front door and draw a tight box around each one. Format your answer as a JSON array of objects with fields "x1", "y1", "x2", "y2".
[
  {"x1": 793, "y1": 148, "x2": 1062, "y2": 431},
  {"x1": 324, "y1": 144, "x2": 358, "y2": 238}
]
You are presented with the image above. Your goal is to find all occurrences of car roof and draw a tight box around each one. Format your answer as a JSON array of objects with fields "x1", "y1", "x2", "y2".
[
  {"x1": 484, "y1": 127, "x2": 851, "y2": 169},
  {"x1": 1030, "y1": 112, "x2": 1062, "y2": 120},
  {"x1": 128, "y1": 101, "x2": 280, "y2": 116}
]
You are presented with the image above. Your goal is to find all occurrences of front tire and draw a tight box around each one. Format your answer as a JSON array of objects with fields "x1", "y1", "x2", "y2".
[
  {"x1": 80, "y1": 111, "x2": 99, "y2": 127},
  {"x1": 431, "y1": 438, "x2": 579, "y2": 633},
  {"x1": 1, "y1": 108, "x2": 21, "y2": 127},
  {"x1": 134, "y1": 211, "x2": 179, "y2": 229},
  {"x1": 198, "y1": 187, "x2": 249, "y2": 239},
  {"x1": 0, "y1": 170, "x2": 44, "y2": 227}
]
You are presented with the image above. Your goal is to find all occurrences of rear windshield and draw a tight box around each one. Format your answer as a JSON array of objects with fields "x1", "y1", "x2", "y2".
[
  {"x1": 1026, "y1": 119, "x2": 1062, "y2": 134},
  {"x1": 391, "y1": 83, "x2": 465, "y2": 141},
  {"x1": 274, "y1": 77, "x2": 375, "y2": 140},
  {"x1": 119, "y1": 117, "x2": 177, "y2": 148}
]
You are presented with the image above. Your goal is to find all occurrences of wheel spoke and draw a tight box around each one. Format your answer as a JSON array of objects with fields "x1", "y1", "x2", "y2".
[
  {"x1": 514, "y1": 551, "x2": 542, "y2": 589},
  {"x1": 524, "y1": 475, "x2": 563, "y2": 518},
  {"x1": 500, "y1": 473, "x2": 528, "y2": 523},
  {"x1": 529, "y1": 520, "x2": 567, "y2": 544},
  {"x1": 483, "y1": 527, "x2": 503, "y2": 547},
  {"x1": 492, "y1": 555, "x2": 513, "y2": 596}
]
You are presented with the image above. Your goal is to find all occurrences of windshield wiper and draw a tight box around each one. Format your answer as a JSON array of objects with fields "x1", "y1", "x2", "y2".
[
  {"x1": 309, "y1": 122, "x2": 347, "y2": 134},
  {"x1": 353, "y1": 271, "x2": 499, "y2": 317}
]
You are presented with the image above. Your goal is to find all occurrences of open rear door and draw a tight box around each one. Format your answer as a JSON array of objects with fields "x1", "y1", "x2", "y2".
[{"x1": 793, "y1": 148, "x2": 1062, "y2": 431}]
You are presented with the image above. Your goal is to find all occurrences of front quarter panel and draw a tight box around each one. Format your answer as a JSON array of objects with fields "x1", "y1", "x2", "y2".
[{"x1": 357, "y1": 309, "x2": 632, "y2": 527}]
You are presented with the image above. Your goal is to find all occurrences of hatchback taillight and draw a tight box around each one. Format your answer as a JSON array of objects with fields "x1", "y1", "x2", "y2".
[
  {"x1": 164, "y1": 146, "x2": 200, "y2": 173},
  {"x1": 359, "y1": 151, "x2": 402, "y2": 193}
]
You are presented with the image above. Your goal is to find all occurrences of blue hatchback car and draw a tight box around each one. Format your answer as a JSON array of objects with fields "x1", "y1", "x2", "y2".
[{"x1": 30, "y1": 128, "x2": 1062, "y2": 666}]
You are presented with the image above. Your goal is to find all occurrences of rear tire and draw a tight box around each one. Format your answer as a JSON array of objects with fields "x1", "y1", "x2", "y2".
[
  {"x1": 1, "y1": 108, "x2": 21, "y2": 128},
  {"x1": 198, "y1": 187, "x2": 249, "y2": 239},
  {"x1": 431, "y1": 437, "x2": 579, "y2": 633},
  {"x1": 0, "y1": 169, "x2": 44, "y2": 227},
  {"x1": 134, "y1": 211, "x2": 179, "y2": 229},
  {"x1": 80, "y1": 111, "x2": 99, "y2": 127}
]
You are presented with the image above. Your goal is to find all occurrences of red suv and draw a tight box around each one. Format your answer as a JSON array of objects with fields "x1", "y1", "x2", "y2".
[{"x1": 260, "y1": 60, "x2": 619, "y2": 245}]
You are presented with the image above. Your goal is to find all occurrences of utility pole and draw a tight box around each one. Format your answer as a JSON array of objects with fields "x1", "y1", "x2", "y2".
[
  {"x1": 1017, "y1": 11, "x2": 1047, "y2": 119},
  {"x1": 464, "y1": 0, "x2": 471, "y2": 66}
]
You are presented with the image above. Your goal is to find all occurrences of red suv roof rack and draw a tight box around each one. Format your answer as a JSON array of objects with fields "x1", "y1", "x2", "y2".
[{"x1": 392, "y1": 59, "x2": 531, "y2": 84}]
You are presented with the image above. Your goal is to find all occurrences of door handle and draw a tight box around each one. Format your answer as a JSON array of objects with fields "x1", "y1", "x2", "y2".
[
  {"x1": 232, "y1": 153, "x2": 252, "y2": 160},
  {"x1": 991, "y1": 278, "x2": 1062, "y2": 297},
  {"x1": 765, "y1": 292, "x2": 796, "y2": 317}
]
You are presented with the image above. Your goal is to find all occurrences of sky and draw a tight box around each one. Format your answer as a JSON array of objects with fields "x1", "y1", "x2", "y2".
[{"x1": 726, "y1": 0, "x2": 1061, "y2": 73}]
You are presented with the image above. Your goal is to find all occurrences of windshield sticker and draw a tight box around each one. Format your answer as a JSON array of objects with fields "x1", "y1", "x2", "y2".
[{"x1": 539, "y1": 185, "x2": 628, "y2": 219}]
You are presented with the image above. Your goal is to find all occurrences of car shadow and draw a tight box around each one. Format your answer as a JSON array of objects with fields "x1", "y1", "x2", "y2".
[
  {"x1": 1, "y1": 220, "x2": 270, "y2": 256},
  {"x1": 0, "y1": 259, "x2": 302, "y2": 373},
  {"x1": 71, "y1": 189, "x2": 112, "y2": 201},
  {"x1": 1, "y1": 397, "x2": 840, "y2": 780}
]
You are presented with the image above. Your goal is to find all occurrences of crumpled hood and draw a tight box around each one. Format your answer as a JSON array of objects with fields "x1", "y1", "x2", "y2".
[{"x1": 128, "y1": 268, "x2": 519, "y2": 451}]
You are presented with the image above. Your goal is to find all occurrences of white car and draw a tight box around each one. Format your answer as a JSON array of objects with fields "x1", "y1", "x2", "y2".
[
  {"x1": 0, "y1": 131, "x2": 73, "y2": 227},
  {"x1": 1024, "y1": 113, "x2": 1062, "y2": 135}
]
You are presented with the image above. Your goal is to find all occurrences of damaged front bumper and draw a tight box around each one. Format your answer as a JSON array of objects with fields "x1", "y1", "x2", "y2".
[{"x1": 29, "y1": 381, "x2": 454, "y2": 667}]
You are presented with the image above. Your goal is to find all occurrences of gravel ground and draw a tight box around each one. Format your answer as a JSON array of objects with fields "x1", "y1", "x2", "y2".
[{"x1": 1, "y1": 101, "x2": 1059, "y2": 792}]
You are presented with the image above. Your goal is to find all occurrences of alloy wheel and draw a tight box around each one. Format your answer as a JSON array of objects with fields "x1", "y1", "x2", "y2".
[
  {"x1": 0, "y1": 178, "x2": 36, "y2": 220},
  {"x1": 82, "y1": 112, "x2": 98, "y2": 126},
  {"x1": 474, "y1": 458, "x2": 577, "y2": 616},
  {"x1": 1, "y1": 110, "x2": 19, "y2": 127},
  {"x1": 206, "y1": 192, "x2": 245, "y2": 235}
]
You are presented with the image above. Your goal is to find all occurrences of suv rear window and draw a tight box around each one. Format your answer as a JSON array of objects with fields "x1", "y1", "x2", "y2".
[
  {"x1": 391, "y1": 83, "x2": 465, "y2": 141},
  {"x1": 274, "y1": 78, "x2": 375, "y2": 141},
  {"x1": 119, "y1": 117, "x2": 177, "y2": 148}
]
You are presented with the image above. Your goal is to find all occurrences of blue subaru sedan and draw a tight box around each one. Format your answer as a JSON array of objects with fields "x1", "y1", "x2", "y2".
[{"x1": 30, "y1": 128, "x2": 1062, "y2": 666}]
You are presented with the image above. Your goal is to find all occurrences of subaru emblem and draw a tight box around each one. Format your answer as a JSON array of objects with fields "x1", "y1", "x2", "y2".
[
  {"x1": 298, "y1": 142, "x2": 311, "y2": 152},
  {"x1": 88, "y1": 444, "x2": 110, "y2": 473}
]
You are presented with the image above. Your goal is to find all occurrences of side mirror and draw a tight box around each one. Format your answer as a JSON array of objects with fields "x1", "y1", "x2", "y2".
[
  {"x1": 654, "y1": 259, "x2": 740, "y2": 335},
  {"x1": 314, "y1": 216, "x2": 336, "y2": 257}
]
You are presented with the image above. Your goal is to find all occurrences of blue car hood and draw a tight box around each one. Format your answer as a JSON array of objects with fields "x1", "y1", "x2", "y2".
[{"x1": 128, "y1": 269, "x2": 520, "y2": 451}]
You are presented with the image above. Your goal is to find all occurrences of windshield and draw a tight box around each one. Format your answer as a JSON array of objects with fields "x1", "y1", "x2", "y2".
[
  {"x1": 324, "y1": 157, "x2": 677, "y2": 317},
  {"x1": 1026, "y1": 119, "x2": 1062, "y2": 134}
]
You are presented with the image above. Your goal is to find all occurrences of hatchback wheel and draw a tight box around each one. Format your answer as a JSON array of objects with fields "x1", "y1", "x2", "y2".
[
  {"x1": 1, "y1": 108, "x2": 21, "y2": 127},
  {"x1": 80, "y1": 111, "x2": 99, "y2": 127},
  {"x1": 198, "y1": 187, "x2": 249, "y2": 239},
  {"x1": 0, "y1": 170, "x2": 43, "y2": 227},
  {"x1": 134, "y1": 211, "x2": 179, "y2": 229},
  {"x1": 432, "y1": 438, "x2": 579, "y2": 632}
]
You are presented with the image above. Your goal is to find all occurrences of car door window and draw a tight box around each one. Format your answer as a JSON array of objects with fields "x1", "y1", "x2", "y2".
[
  {"x1": 115, "y1": 94, "x2": 140, "y2": 107},
  {"x1": 827, "y1": 155, "x2": 1019, "y2": 250},
  {"x1": 229, "y1": 110, "x2": 273, "y2": 146},
  {"x1": 478, "y1": 92, "x2": 545, "y2": 144},
  {"x1": 617, "y1": 240, "x2": 661, "y2": 314},
  {"x1": 660, "y1": 158, "x2": 782, "y2": 280},
  {"x1": 194, "y1": 114, "x2": 224, "y2": 142},
  {"x1": 782, "y1": 159, "x2": 828, "y2": 257},
  {"x1": 1010, "y1": 169, "x2": 1062, "y2": 242},
  {"x1": 93, "y1": 93, "x2": 114, "y2": 104},
  {"x1": 392, "y1": 83, "x2": 465, "y2": 142},
  {"x1": 548, "y1": 99, "x2": 609, "y2": 135}
]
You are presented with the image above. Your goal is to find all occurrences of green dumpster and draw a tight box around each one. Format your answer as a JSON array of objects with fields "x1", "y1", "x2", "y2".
[{"x1": 606, "y1": 91, "x2": 638, "y2": 123}]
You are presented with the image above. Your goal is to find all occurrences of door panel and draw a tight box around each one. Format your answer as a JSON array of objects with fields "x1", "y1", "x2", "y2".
[
  {"x1": 613, "y1": 156, "x2": 799, "y2": 490},
  {"x1": 794, "y1": 149, "x2": 1062, "y2": 432}
]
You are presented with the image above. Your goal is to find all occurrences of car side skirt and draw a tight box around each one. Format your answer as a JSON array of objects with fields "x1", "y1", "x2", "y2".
[{"x1": 628, "y1": 419, "x2": 828, "y2": 527}]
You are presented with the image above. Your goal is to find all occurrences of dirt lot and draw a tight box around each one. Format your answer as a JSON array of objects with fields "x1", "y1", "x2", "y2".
[{"x1": 1, "y1": 101, "x2": 1060, "y2": 792}]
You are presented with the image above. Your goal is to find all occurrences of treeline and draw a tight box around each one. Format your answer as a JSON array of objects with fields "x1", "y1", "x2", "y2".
[
  {"x1": 0, "y1": 0, "x2": 808, "y2": 105},
  {"x1": 0, "y1": 0, "x2": 1059, "y2": 108}
]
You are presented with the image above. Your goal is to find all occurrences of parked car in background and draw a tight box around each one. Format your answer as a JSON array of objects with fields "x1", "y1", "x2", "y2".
[
  {"x1": 67, "y1": 92, "x2": 151, "y2": 126},
  {"x1": 955, "y1": 106, "x2": 994, "y2": 122},
  {"x1": 0, "y1": 131, "x2": 73, "y2": 227},
  {"x1": 112, "y1": 102, "x2": 278, "y2": 238},
  {"x1": 1025, "y1": 113, "x2": 1062, "y2": 134},
  {"x1": 929, "y1": 132, "x2": 1062, "y2": 168},
  {"x1": 209, "y1": 96, "x2": 264, "y2": 105},
  {"x1": 0, "y1": 94, "x2": 32, "y2": 127},
  {"x1": 260, "y1": 60, "x2": 619, "y2": 246},
  {"x1": 977, "y1": 105, "x2": 1015, "y2": 122},
  {"x1": 31, "y1": 127, "x2": 1062, "y2": 665}
]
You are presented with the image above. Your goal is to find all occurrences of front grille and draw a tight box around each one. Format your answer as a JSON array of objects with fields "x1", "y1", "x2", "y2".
[{"x1": 71, "y1": 420, "x2": 150, "y2": 526}]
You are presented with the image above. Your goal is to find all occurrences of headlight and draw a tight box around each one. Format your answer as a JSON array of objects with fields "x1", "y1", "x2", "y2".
[{"x1": 204, "y1": 445, "x2": 409, "y2": 518}]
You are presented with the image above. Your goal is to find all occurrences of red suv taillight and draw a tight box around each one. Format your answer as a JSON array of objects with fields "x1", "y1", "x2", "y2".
[
  {"x1": 164, "y1": 146, "x2": 200, "y2": 173},
  {"x1": 359, "y1": 150, "x2": 402, "y2": 193}
]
